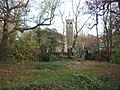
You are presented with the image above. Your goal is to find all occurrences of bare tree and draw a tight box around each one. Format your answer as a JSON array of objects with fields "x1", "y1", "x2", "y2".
[
  {"x1": 86, "y1": 0, "x2": 105, "y2": 60},
  {"x1": 58, "y1": 3, "x2": 65, "y2": 54},
  {"x1": 0, "y1": 0, "x2": 60, "y2": 61},
  {"x1": 97, "y1": 0, "x2": 120, "y2": 15},
  {"x1": 86, "y1": 0, "x2": 120, "y2": 60},
  {"x1": 71, "y1": 0, "x2": 91, "y2": 55}
]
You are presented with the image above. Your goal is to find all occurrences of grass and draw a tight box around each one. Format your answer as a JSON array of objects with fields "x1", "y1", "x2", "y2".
[{"x1": 0, "y1": 60, "x2": 120, "y2": 90}]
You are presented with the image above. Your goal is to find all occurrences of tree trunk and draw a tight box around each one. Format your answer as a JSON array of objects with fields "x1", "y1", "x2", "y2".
[
  {"x1": 118, "y1": 2, "x2": 120, "y2": 11},
  {"x1": 61, "y1": 22, "x2": 65, "y2": 55},
  {"x1": 96, "y1": 13, "x2": 100, "y2": 60},
  {"x1": 68, "y1": 16, "x2": 78, "y2": 58},
  {"x1": 109, "y1": 3, "x2": 112, "y2": 61},
  {"x1": 0, "y1": 19, "x2": 10, "y2": 61}
]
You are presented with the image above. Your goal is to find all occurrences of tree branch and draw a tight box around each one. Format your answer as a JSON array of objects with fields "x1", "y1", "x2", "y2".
[
  {"x1": 88, "y1": 23, "x2": 97, "y2": 30},
  {"x1": 9, "y1": 15, "x2": 54, "y2": 34},
  {"x1": 9, "y1": 0, "x2": 29, "y2": 11},
  {"x1": 77, "y1": 15, "x2": 91, "y2": 33}
]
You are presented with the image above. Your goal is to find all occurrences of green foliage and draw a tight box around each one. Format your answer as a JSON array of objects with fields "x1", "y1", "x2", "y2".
[
  {"x1": 36, "y1": 29, "x2": 57, "y2": 62},
  {"x1": 1, "y1": 74, "x2": 120, "y2": 90},
  {"x1": 0, "y1": 75, "x2": 4, "y2": 82},
  {"x1": 3, "y1": 27, "x2": 59, "y2": 62},
  {"x1": 71, "y1": 74, "x2": 120, "y2": 90},
  {"x1": 111, "y1": 38, "x2": 120, "y2": 63},
  {"x1": 0, "y1": 61, "x2": 120, "y2": 90},
  {"x1": 11, "y1": 31, "x2": 38, "y2": 62},
  {"x1": 33, "y1": 62, "x2": 64, "y2": 70}
]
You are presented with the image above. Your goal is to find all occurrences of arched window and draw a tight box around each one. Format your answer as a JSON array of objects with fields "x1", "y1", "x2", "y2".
[
  {"x1": 67, "y1": 22, "x2": 69, "y2": 27},
  {"x1": 70, "y1": 22, "x2": 72, "y2": 24},
  {"x1": 70, "y1": 22, "x2": 72, "y2": 27}
]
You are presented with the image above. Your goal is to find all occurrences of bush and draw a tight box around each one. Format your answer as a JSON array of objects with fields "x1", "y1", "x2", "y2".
[
  {"x1": 111, "y1": 42, "x2": 120, "y2": 64},
  {"x1": 100, "y1": 50, "x2": 110, "y2": 61},
  {"x1": 38, "y1": 48, "x2": 50, "y2": 62}
]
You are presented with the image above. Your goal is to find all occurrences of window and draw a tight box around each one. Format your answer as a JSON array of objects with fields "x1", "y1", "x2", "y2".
[
  {"x1": 70, "y1": 22, "x2": 72, "y2": 24},
  {"x1": 70, "y1": 22, "x2": 72, "y2": 27},
  {"x1": 67, "y1": 21, "x2": 72, "y2": 27},
  {"x1": 67, "y1": 22, "x2": 69, "y2": 27}
]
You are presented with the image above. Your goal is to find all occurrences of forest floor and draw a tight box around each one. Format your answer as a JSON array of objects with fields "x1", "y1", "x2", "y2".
[{"x1": 0, "y1": 60, "x2": 120, "y2": 90}]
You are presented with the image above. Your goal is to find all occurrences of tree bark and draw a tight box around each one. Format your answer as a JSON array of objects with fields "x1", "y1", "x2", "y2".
[
  {"x1": 96, "y1": 13, "x2": 100, "y2": 60},
  {"x1": 109, "y1": 3, "x2": 112, "y2": 61},
  {"x1": 0, "y1": 19, "x2": 10, "y2": 61}
]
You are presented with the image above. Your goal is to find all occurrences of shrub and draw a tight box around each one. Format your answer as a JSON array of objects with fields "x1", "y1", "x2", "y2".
[{"x1": 111, "y1": 42, "x2": 120, "y2": 64}]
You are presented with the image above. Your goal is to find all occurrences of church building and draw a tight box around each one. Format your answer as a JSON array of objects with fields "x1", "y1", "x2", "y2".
[{"x1": 64, "y1": 17, "x2": 74, "y2": 53}]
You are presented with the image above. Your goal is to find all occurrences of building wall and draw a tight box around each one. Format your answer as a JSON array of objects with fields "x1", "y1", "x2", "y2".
[{"x1": 66, "y1": 19, "x2": 74, "y2": 50}]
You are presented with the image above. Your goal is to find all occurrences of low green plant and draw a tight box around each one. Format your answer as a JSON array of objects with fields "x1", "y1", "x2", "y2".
[
  {"x1": 111, "y1": 43, "x2": 120, "y2": 64},
  {"x1": 1, "y1": 73, "x2": 120, "y2": 90},
  {"x1": 0, "y1": 75, "x2": 4, "y2": 82},
  {"x1": 33, "y1": 62, "x2": 64, "y2": 70}
]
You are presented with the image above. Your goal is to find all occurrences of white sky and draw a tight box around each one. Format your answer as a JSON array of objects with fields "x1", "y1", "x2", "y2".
[
  {"x1": 48, "y1": 0, "x2": 103, "y2": 36},
  {"x1": 29, "y1": 0, "x2": 103, "y2": 36}
]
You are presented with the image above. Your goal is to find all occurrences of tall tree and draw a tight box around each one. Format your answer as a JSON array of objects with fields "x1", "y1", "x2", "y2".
[
  {"x1": 86, "y1": 0, "x2": 101, "y2": 59},
  {"x1": 0, "y1": 0, "x2": 60, "y2": 61},
  {"x1": 86, "y1": 0, "x2": 120, "y2": 60},
  {"x1": 70, "y1": 0, "x2": 91, "y2": 56},
  {"x1": 58, "y1": 3, "x2": 65, "y2": 54}
]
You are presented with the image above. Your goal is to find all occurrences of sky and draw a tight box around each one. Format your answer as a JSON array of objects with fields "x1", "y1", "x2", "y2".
[
  {"x1": 47, "y1": 0, "x2": 103, "y2": 36},
  {"x1": 29, "y1": 0, "x2": 103, "y2": 36}
]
